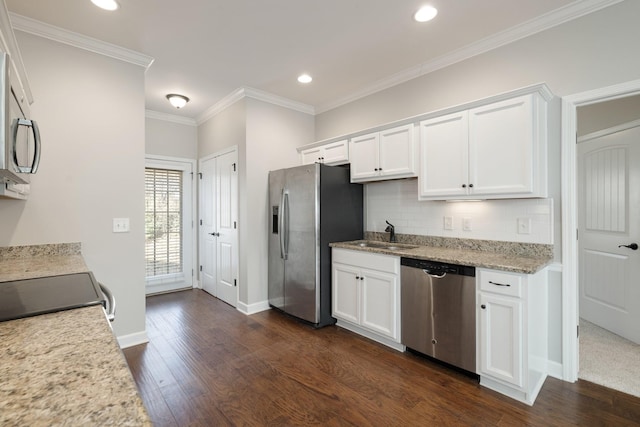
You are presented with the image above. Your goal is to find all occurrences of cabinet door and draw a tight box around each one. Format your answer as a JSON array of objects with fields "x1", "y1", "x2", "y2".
[
  {"x1": 322, "y1": 140, "x2": 349, "y2": 165},
  {"x1": 379, "y1": 124, "x2": 416, "y2": 179},
  {"x1": 350, "y1": 132, "x2": 380, "y2": 181},
  {"x1": 300, "y1": 146, "x2": 322, "y2": 165},
  {"x1": 361, "y1": 269, "x2": 398, "y2": 339},
  {"x1": 332, "y1": 263, "x2": 360, "y2": 324},
  {"x1": 479, "y1": 293, "x2": 524, "y2": 388},
  {"x1": 468, "y1": 95, "x2": 534, "y2": 196},
  {"x1": 418, "y1": 111, "x2": 469, "y2": 199}
]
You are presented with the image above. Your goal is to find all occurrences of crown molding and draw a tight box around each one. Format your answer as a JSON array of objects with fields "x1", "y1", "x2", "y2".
[
  {"x1": 145, "y1": 110, "x2": 197, "y2": 126},
  {"x1": 242, "y1": 87, "x2": 315, "y2": 115},
  {"x1": 315, "y1": 0, "x2": 624, "y2": 114},
  {"x1": 196, "y1": 86, "x2": 314, "y2": 125},
  {"x1": 196, "y1": 87, "x2": 245, "y2": 125},
  {"x1": 9, "y1": 13, "x2": 154, "y2": 69}
]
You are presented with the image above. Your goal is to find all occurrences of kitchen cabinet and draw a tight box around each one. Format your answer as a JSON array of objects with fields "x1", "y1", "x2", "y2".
[
  {"x1": 349, "y1": 124, "x2": 417, "y2": 182},
  {"x1": 419, "y1": 93, "x2": 548, "y2": 200},
  {"x1": 477, "y1": 268, "x2": 548, "y2": 405},
  {"x1": 300, "y1": 139, "x2": 349, "y2": 165},
  {"x1": 332, "y1": 248, "x2": 402, "y2": 350}
]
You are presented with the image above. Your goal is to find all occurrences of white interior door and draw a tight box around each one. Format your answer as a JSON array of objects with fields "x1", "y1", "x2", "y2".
[
  {"x1": 578, "y1": 122, "x2": 640, "y2": 344},
  {"x1": 199, "y1": 157, "x2": 217, "y2": 297},
  {"x1": 215, "y1": 150, "x2": 238, "y2": 307}
]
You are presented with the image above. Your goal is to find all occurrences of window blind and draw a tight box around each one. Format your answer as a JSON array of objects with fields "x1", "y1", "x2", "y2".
[{"x1": 145, "y1": 168, "x2": 183, "y2": 278}]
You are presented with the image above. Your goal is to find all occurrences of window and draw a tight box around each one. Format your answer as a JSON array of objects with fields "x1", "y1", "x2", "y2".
[
  {"x1": 145, "y1": 168, "x2": 183, "y2": 277},
  {"x1": 144, "y1": 157, "x2": 195, "y2": 294}
]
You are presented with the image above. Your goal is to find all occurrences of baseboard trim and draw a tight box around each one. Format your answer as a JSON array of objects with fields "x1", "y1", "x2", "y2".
[
  {"x1": 547, "y1": 360, "x2": 565, "y2": 380},
  {"x1": 237, "y1": 299, "x2": 271, "y2": 315},
  {"x1": 117, "y1": 330, "x2": 149, "y2": 349}
]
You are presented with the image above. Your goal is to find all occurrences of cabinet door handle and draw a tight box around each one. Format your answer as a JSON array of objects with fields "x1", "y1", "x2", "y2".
[
  {"x1": 489, "y1": 280, "x2": 510, "y2": 287},
  {"x1": 481, "y1": 304, "x2": 486, "y2": 309},
  {"x1": 462, "y1": 184, "x2": 466, "y2": 188},
  {"x1": 469, "y1": 183, "x2": 474, "y2": 188}
]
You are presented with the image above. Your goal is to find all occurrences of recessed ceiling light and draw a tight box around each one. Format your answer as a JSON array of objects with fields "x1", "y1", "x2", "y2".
[
  {"x1": 91, "y1": 0, "x2": 119, "y2": 11},
  {"x1": 297, "y1": 74, "x2": 313, "y2": 84},
  {"x1": 414, "y1": 6, "x2": 438, "y2": 23}
]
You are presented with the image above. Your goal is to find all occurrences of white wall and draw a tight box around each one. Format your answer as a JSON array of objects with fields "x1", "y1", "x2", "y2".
[
  {"x1": 244, "y1": 98, "x2": 314, "y2": 305},
  {"x1": 0, "y1": 32, "x2": 147, "y2": 341},
  {"x1": 366, "y1": 179, "x2": 553, "y2": 244},
  {"x1": 577, "y1": 94, "x2": 640, "y2": 136},
  {"x1": 146, "y1": 116, "x2": 197, "y2": 159}
]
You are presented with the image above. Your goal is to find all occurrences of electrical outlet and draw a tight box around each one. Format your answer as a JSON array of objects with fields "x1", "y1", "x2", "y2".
[
  {"x1": 443, "y1": 216, "x2": 454, "y2": 230},
  {"x1": 113, "y1": 218, "x2": 130, "y2": 233},
  {"x1": 517, "y1": 217, "x2": 531, "y2": 235},
  {"x1": 463, "y1": 218, "x2": 472, "y2": 231}
]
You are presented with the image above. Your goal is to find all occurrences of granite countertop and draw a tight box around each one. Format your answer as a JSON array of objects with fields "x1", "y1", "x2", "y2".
[
  {"x1": 330, "y1": 234, "x2": 553, "y2": 274},
  {"x1": 0, "y1": 243, "x2": 151, "y2": 426},
  {"x1": 0, "y1": 243, "x2": 89, "y2": 282}
]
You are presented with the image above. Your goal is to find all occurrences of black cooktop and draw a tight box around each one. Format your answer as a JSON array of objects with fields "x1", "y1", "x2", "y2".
[{"x1": 0, "y1": 272, "x2": 106, "y2": 322}]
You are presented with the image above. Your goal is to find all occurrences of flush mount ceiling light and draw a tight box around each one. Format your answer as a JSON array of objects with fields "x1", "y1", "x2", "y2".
[
  {"x1": 297, "y1": 74, "x2": 313, "y2": 84},
  {"x1": 414, "y1": 5, "x2": 438, "y2": 22},
  {"x1": 91, "y1": 0, "x2": 119, "y2": 11},
  {"x1": 166, "y1": 94, "x2": 190, "y2": 109}
]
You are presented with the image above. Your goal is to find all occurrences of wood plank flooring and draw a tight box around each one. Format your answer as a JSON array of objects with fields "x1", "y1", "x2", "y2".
[{"x1": 123, "y1": 290, "x2": 640, "y2": 426}]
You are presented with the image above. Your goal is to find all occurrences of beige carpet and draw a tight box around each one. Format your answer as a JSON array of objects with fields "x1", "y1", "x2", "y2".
[{"x1": 579, "y1": 318, "x2": 640, "y2": 398}]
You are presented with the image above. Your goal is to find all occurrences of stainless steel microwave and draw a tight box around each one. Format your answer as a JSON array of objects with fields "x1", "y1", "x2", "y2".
[{"x1": 0, "y1": 52, "x2": 40, "y2": 199}]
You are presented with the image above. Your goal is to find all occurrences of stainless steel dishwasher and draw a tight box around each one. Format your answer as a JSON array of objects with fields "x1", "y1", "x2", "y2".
[{"x1": 401, "y1": 257, "x2": 477, "y2": 373}]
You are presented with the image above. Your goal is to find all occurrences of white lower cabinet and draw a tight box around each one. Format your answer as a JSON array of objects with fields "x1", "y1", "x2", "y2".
[
  {"x1": 332, "y1": 248, "x2": 402, "y2": 350},
  {"x1": 477, "y1": 268, "x2": 548, "y2": 405}
]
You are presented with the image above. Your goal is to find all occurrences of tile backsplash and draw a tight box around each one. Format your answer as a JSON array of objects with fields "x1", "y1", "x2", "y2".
[{"x1": 365, "y1": 179, "x2": 553, "y2": 244}]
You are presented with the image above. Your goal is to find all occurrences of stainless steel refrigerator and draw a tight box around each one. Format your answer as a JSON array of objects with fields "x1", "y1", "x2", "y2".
[{"x1": 268, "y1": 163, "x2": 363, "y2": 327}]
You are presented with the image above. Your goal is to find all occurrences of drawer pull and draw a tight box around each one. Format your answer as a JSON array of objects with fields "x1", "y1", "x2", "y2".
[{"x1": 489, "y1": 280, "x2": 511, "y2": 287}]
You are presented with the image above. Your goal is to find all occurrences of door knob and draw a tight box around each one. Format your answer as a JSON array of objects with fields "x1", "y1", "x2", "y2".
[{"x1": 618, "y1": 243, "x2": 638, "y2": 250}]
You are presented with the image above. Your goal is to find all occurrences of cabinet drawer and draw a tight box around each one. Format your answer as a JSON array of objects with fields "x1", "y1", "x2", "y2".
[
  {"x1": 332, "y1": 248, "x2": 399, "y2": 274},
  {"x1": 478, "y1": 269, "x2": 523, "y2": 298}
]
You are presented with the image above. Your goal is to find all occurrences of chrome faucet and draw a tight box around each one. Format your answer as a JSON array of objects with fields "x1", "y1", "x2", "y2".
[{"x1": 385, "y1": 220, "x2": 397, "y2": 243}]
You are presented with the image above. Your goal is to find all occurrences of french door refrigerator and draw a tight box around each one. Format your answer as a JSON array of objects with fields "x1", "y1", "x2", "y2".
[{"x1": 268, "y1": 163, "x2": 363, "y2": 327}]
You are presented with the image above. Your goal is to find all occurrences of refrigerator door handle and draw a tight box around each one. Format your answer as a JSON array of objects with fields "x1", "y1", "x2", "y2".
[
  {"x1": 283, "y1": 191, "x2": 290, "y2": 260},
  {"x1": 279, "y1": 189, "x2": 287, "y2": 260}
]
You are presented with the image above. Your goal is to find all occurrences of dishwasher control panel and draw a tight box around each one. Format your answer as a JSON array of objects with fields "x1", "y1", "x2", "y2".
[{"x1": 400, "y1": 257, "x2": 475, "y2": 277}]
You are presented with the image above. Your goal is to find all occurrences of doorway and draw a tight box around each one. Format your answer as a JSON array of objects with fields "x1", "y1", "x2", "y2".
[{"x1": 561, "y1": 80, "x2": 640, "y2": 390}]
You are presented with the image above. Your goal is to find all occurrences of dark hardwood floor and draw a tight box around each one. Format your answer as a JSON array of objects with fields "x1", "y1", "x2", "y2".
[{"x1": 123, "y1": 290, "x2": 640, "y2": 426}]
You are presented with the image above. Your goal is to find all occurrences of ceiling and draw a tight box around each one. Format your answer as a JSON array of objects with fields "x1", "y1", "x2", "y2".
[{"x1": 5, "y1": 0, "x2": 616, "y2": 121}]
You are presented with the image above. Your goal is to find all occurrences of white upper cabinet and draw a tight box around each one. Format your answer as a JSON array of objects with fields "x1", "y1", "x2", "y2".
[
  {"x1": 418, "y1": 111, "x2": 469, "y2": 198},
  {"x1": 300, "y1": 139, "x2": 349, "y2": 165},
  {"x1": 350, "y1": 124, "x2": 417, "y2": 182},
  {"x1": 419, "y1": 93, "x2": 548, "y2": 200}
]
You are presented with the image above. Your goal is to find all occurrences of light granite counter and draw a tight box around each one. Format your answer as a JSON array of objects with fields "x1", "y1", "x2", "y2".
[
  {"x1": 0, "y1": 243, "x2": 88, "y2": 282},
  {"x1": 331, "y1": 233, "x2": 553, "y2": 274},
  {"x1": 0, "y1": 243, "x2": 151, "y2": 426}
]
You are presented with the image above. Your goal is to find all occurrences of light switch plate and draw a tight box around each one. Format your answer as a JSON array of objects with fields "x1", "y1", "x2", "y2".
[
  {"x1": 113, "y1": 218, "x2": 130, "y2": 233},
  {"x1": 517, "y1": 217, "x2": 531, "y2": 235},
  {"x1": 443, "y1": 216, "x2": 454, "y2": 230}
]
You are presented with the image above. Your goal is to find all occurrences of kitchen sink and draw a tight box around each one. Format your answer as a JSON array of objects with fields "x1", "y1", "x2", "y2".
[{"x1": 353, "y1": 241, "x2": 419, "y2": 251}]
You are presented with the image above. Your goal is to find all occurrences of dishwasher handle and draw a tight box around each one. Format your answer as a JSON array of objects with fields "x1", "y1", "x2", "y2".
[{"x1": 423, "y1": 269, "x2": 446, "y2": 279}]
